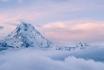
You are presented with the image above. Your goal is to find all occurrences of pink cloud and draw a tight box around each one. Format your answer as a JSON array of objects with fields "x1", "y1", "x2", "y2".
[
  {"x1": 39, "y1": 20, "x2": 104, "y2": 42},
  {"x1": 0, "y1": 9, "x2": 42, "y2": 24},
  {"x1": 0, "y1": 14, "x2": 7, "y2": 23}
]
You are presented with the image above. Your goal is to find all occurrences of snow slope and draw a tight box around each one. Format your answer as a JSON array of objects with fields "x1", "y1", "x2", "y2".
[{"x1": 0, "y1": 22, "x2": 51, "y2": 49}]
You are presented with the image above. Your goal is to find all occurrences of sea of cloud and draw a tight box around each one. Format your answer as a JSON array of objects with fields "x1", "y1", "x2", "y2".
[
  {"x1": 71, "y1": 47, "x2": 104, "y2": 62},
  {"x1": 0, "y1": 47, "x2": 104, "y2": 70}
]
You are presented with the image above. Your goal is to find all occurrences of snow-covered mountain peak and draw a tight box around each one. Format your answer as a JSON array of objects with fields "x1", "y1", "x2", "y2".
[
  {"x1": 16, "y1": 22, "x2": 35, "y2": 32},
  {"x1": 0, "y1": 22, "x2": 51, "y2": 49}
]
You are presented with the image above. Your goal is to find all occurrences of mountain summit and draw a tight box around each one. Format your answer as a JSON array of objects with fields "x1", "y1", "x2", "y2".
[{"x1": 1, "y1": 22, "x2": 51, "y2": 49}]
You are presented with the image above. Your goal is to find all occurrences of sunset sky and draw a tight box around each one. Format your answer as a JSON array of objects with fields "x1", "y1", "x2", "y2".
[{"x1": 0, "y1": 0, "x2": 104, "y2": 43}]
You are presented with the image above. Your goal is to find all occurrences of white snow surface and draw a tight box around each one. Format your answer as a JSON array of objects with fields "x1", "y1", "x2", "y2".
[{"x1": 3, "y1": 22, "x2": 50, "y2": 48}]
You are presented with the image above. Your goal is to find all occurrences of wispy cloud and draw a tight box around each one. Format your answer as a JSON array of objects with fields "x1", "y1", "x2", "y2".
[
  {"x1": 39, "y1": 20, "x2": 104, "y2": 42},
  {"x1": 0, "y1": 0, "x2": 104, "y2": 42}
]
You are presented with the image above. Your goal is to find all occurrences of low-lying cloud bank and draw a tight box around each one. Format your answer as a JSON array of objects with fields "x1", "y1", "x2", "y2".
[
  {"x1": 0, "y1": 48, "x2": 104, "y2": 70},
  {"x1": 71, "y1": 47, "x2": 104, "y2": 62}
]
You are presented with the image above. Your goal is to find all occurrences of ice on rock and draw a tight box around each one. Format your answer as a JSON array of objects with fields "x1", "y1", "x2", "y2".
[{"x1": 0, "y1": 22, "x2": 51, "y2": 49}]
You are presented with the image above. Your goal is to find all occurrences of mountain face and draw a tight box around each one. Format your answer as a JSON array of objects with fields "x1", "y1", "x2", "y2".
[{"x1": 0, "y1": 22, "x2": 51, "y2": 49}]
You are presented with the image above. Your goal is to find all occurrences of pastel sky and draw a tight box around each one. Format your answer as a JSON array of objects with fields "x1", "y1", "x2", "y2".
[{"x1": 0, "y1": 0, "x2": 104, "y2": 43}]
